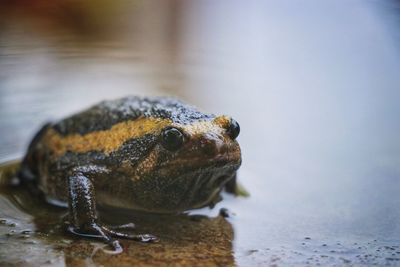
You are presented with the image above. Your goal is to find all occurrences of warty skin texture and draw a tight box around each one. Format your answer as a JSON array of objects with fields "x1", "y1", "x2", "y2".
[{"x1": 19, "y1": 96, "x2": 242, "y2": 251}]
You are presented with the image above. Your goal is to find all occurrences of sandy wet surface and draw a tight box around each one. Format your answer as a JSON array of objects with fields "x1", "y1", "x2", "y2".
[{"x1": 0, "y1": 172, "x2": 235, "y2": 267}]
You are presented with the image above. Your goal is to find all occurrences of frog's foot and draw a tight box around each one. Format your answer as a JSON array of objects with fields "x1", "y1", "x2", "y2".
[
  {"x1": 225, "y1": 175, "x2": 250, "y2": 197},
  {"x1": 67, "y1": 223, "x2": 158, "y2": 251},
  {"x1": 66, "y1": 172, "x2": 158, "y2": 251},
  {"x1": 67, "y1": 223, "x2": 122, "y2": 253},
  {"x1": 230, "y1": 182, "x2": 250, "y2": 197}
]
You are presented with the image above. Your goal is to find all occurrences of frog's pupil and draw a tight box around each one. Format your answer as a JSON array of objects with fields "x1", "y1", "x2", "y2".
[
  {"x1": 161, "y1": 127, "x2": 184, "y2": 151},
  {"x1": 227, "y1": 119, "x2": 240, "y2": 140}
]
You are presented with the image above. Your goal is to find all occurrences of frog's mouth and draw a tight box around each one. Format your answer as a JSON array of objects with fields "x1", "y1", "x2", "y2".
[
  {"x1": 177, "y1": 167, "x2": 238, "y2": 210},
  {"x1": 160, "y1": 140, "x2": 242, "y2": 168},
  {"x1": 117, "y1": 152, "x2": 240, "y2": 214},
  {"x1": 122, "y1": 140, "x2": 242, "y2": 213},
  {"x1": 138, "y1": 154, "x2": 241, "y2": 213}
]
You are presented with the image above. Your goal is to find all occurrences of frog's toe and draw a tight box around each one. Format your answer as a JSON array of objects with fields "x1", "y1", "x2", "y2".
[
  {"x1": 128, "y1": 233, "x2": 159, "y2": 243},
  {"x1": 109, "y1": 240, "x2": 123, "y2": 254},
  {"x1": 67, "y1": 224, "x2": 104, "y2": 239},
  {"x1": 104, "y1": 228, "x2": 159, "y2": 243},
  {"x1": 136, "y1": 234, "x2": 159, "y2": 243},
  {"x1": 67, "y1": 224, "x2": 124, "y2": 251},
  {"x1": 108, "y1": 222, "x2": 136, "y2": 230}
]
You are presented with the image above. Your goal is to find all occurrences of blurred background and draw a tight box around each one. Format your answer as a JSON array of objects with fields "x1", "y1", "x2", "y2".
[{"x1": 1, "y1": 0, "x2": 400, "y2": 265}]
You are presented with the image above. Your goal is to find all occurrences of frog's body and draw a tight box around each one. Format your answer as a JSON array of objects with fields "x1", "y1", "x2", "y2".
[{"x1": 19, "y1": 96, "x2": 242, "y2": 251}]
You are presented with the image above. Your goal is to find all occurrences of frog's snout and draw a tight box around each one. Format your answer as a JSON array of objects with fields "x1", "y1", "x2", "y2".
[
  {"x1": 198, "y1": 132, "x2": 241, "y2": 164},
  {"x1": 198, "y1": 132, "x2": 226, "y2": 157}
]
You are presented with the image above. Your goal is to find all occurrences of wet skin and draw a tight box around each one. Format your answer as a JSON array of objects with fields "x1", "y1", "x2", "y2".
[{"x1": 18, "y1": 96, "x2": 242, "y2": 251}]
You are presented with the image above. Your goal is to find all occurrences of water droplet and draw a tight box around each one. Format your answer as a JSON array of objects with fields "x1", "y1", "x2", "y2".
[
  {"x1": 0, "y1": 218, "x2": 17, "y2": 227},
  {"x1": 6, "y1": 230, "x2": 16, "y2": 237}
]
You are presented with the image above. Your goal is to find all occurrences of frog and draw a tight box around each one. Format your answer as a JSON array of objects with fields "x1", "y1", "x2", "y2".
[{"x1": 18, "y1": 96, "x2": 243, "y2": 252}]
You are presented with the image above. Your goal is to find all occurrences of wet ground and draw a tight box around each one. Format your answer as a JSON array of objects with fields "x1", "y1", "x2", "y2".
[
  {"x1": 1, "y1": 0, "x2": 400, "y2": 266},
  {"x1": 0, "y1": 163, "x2": 235, "y2": 267}
]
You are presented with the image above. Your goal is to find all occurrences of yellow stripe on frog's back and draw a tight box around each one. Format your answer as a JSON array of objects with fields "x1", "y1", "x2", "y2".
[
  {"x1": 181, "y1": 115, "x2": 230, "y2": 135},
  {"x1": 45, "y1": 117, "x2": 172, "y2": 156}
]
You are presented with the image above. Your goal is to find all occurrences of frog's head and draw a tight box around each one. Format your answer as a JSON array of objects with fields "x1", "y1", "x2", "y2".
[{"x1": 132, "y1": 115, "x2": 242, "y2": 213}]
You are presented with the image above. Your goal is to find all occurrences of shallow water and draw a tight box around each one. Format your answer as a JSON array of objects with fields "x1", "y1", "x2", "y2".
[
  {"x1": 1, "y1": 0, "x2": 400, "y2": 266},
  {"x1": 0, "y1": 165, "x2": 235, "y2": 266}
]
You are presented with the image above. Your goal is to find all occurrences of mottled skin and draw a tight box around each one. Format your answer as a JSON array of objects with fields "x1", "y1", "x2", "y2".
[{"x1": 19, "y1": 96, "x2": 242, "y2": 251}]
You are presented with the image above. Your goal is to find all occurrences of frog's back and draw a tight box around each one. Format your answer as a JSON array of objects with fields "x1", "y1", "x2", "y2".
[
  {"x1": 19, "y1": 96, "x2": 215, "y2": 196},
  {"x1": 53, "y1": 96, "x2": 213, "y2": 136}
]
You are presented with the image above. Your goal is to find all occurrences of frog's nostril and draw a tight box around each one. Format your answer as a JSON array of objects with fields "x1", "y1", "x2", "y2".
[
  {"x1": 199, "y1": 133, "x2": 225, "y2": 156},
  {"x1": 200, "y1": 139, "x2": 217, "y2": 156}
]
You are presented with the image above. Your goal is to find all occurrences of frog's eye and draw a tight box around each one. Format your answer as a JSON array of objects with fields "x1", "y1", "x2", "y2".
[
  {"x1": 161, "y1": 127, "x2": 185, "y2": 151},
  {"x1": 227, "y1": 119, "x2": 240, "y2": 140}
]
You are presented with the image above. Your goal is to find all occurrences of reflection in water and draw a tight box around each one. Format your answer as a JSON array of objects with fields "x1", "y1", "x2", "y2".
[
  {"x1": 0, "y1": 162, "x2": 235, "y2": 267},
  {"x1": 0, "y1": 0, "x2": 187, "y2": 161},
  {"x1": 1, "y1": 0, "x2": 400, "y2": 266}
]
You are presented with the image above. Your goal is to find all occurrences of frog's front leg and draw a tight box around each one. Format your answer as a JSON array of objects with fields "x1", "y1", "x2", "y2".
[{"x1": 66, "y1": 170, "x2": 158, "y2": 251}]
